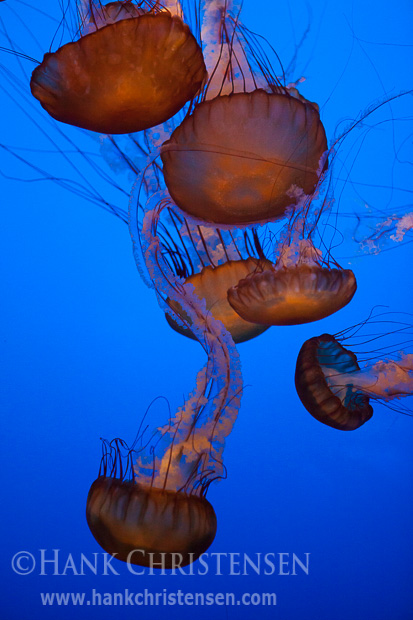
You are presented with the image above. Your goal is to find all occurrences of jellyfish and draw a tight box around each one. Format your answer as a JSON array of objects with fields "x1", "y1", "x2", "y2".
[
  {"x1": 86, "y1": 438, "x2": 217, "y2": 568},
  {"x1": 160, "y1": 0, "x2": 328, "y2": 226},
  {"x1": 161, "y1": 90, "x2": 328, "y2": 226},
  {"x1": 86, "y1": 187, "x2": 244, "y2": 567},
  {"x1": 30, "y1": 1, "x2": 207, "y2": 134},
  {"x1": 227, "y1": 238, "x2": 357, "y2": 326},
  {"x1": 295, "y1": 332, "x2": 413, "y2": 431}
]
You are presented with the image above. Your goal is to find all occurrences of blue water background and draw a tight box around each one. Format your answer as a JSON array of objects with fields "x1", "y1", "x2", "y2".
[{"x1": 1, "y1": 1, "x2": 412, "y2": 618}]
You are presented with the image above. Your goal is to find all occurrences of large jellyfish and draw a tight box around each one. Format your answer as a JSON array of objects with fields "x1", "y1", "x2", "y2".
[
  {"x1": 160, "y1": 0, "x2": 328, "y2": 226},
  {"x1": 295, "y1": 331, "x2": 413, "y2": 431},
  {"x1": 86, "y1": 184, "x2": 243, "y2": 566},
  {"x1": 30, "y1": 1, "x2": 207, "y2": 133},
  {"x1": 87, "y1": 437, "x2": 218, "y2": 568}
]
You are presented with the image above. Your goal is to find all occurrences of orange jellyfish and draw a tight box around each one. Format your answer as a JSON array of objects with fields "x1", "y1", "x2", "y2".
[
  {"x1": 160, "y1": 1, "x2": 328, "y2": 225},
  {"x1": 295, "y1": 332, "x2": 413, "y2": 431},
  {"x1": 30, "y1": 1, "x2": 207, "y2": 134},
  {"x1": 87, "y1": 195, "x2": 243, "y2": 567},
  {"x1": 87, "y1": 439, "x2": 217, "y2": 568},
  {"x1": 227, "y1": 238, "x2": 357, "y2": 326}
]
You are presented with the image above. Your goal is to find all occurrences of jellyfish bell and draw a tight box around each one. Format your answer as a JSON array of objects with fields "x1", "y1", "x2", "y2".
[
  {"x1": 85, "y1": 433, "x2": 218, "y2": 568},
  {"x1": 295, "y1": 334, "x2": 373, "y2": 431},
  {"x1": 167, "y1": 257, "x2": 272, "y2": 343},
  {"x1": 161, "y1": 89, "x2": 328, "y2": 226},
  {"x1": 228, "y1": 264, "x2": 356, "y2": 326},
  {"x1": 86, "y1": 476, "x2": 217, "y2": 568},
  {"x1": 295, "y1": 331, "x2": 413, "y2": 431},
  {"x1": 30, "y1": 2, "x2": 207, "y2": 134},
  {"x1": 227, "y1": 239, "x2": 357, "y2": 326}
]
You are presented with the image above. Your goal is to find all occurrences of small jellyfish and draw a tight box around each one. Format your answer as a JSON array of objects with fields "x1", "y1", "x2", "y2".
[
  {"x1": 30, "y1": 1, "x2": 206, "y2": 133},
  {"x1": 161, "y1": 1, "x2": 328, "y2": 225},
  {"x1": 227, "y1": 238, "x2": 356, "y2": 326},
  {"x1": 295, "y1": 332, "x2": 413, "y2": 431}
]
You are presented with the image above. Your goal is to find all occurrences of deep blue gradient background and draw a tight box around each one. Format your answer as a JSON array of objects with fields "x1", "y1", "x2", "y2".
[{"x1": 1, "y1": 1, "x2": 412, "y2": 618}]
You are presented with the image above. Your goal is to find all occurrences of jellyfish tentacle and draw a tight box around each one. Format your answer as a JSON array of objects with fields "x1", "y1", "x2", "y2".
[{"x1": 131, "y1": 198, "x2": 243, "y2": 492}]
